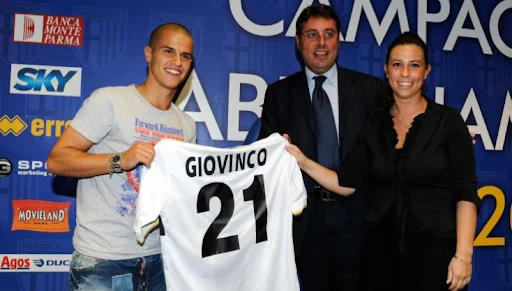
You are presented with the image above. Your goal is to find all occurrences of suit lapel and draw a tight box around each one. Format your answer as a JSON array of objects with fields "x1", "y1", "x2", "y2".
[
  {"x1": 292, "y1": 72, "x2": 315, "y2": 132},
  {"x1": 407, "y1": 100, "x2": 441, "y2": 164},
  {"x1": 337, "y1": 67, "x2": 356, "y2": 159}
]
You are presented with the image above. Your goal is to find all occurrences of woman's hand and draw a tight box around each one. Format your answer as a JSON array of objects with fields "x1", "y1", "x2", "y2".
[
  {"x1": 282, "y1": 133, "x2": 356, "y2": 196},
  {"x1": 446, "y1": 255, "x2": 472, "y2": 290},
  {"x1": 283, "y1": 134, "x2": 310, "y2": 170}
]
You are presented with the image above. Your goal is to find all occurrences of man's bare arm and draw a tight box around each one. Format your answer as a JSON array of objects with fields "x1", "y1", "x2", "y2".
[{"x1": 47, "y1": 126, "x2": 155, "y2": 178}]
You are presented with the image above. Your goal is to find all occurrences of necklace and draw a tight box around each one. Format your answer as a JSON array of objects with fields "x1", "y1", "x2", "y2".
[{"x1": 391, "y1": 105, "x2": 416, "y2": 128}]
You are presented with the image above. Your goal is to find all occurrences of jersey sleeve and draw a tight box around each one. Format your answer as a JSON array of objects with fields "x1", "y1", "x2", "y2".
[
  {"x1": 134, "y1": 144, "x2": 170, "y2": 244},
  {"x1": 287, "y1": 151, "x2": 307, "y2": 216}
]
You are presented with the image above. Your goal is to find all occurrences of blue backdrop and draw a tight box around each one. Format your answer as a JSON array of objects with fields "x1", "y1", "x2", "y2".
[{"x1": 1, "y1": 0, "x2": 511, "y2": 290}]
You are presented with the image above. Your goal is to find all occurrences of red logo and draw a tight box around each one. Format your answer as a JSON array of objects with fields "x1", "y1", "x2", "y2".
[
  {"x1": 0, "y1": 256, "x2": 30, "y2": 270},
  {"x1": 13, "y1": 13, "x2": 84, "y2": 46},
  {"x1": 22, "y1": 16, "x2": 35, "y2": 40},
  {"x1": 11, "y1": 200, "x2": 71, "y2": 233}
]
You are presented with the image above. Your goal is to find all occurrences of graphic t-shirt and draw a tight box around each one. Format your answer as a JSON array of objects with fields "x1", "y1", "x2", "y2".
[
  {"x1": 71, "y1": 85, "x2": 195, "y2": 259},
  {"x1": 134, "y1": 133, "x2": 306, "y2": 291}
]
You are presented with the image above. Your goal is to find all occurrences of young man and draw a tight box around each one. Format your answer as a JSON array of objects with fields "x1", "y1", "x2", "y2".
[
  {"x1": 259, "y1": 4, "x2": 381, "y2": 291},
  {"x1": 47, "y1": 23, "x2": 196, "y2": 291}
]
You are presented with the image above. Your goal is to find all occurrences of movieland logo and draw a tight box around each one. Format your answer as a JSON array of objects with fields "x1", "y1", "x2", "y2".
[
  {"x1": 10, "y1": 64, "x2": 82, "y2": 97},
  {"x1": 0, "y1": 115, "x2": 27, "y2": 136},
  {"x1": 12, "y1": 200, "x2": 71, "y2": 233}
]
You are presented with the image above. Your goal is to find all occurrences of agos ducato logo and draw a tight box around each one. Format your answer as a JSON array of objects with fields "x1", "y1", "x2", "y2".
[
  {"x1": 0, "y1": 255, "x2": 71, "y2": 272},
  {"x1": 32, "y1": 258, "x2": 69, "y2": 268},
  {"x1": 10, "y1": 64, "x2": 82, "y2": 97},
  {"x1": 0, "y1": 256, "x2": 30, "y2": 270}
]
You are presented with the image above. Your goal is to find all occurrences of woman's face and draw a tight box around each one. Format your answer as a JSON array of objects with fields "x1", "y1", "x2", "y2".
[{"x1": 384, "y1": 44, "x2": 431, "y2": 101}]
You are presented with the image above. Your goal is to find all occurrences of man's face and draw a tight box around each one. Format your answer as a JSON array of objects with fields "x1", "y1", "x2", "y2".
[
  {"x1": 145, "y1": 28, "x2": 194, "y2": 91},
  {"x1": 295, "y1": 17, "x2": 339, "y2": 75}
]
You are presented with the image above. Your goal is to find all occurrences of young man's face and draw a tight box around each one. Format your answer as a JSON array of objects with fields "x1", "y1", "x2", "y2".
[
  {"x1": 295, "y1": 17, "x2": 339, "y2": 75},
  {"x1": 145, "y1": 28, "x2": 194, "y2": 92}
]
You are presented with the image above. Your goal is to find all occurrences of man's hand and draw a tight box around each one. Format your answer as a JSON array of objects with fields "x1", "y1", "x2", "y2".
[{"x1": 122, "y1": 141, "x2": 156, "y2": 170}]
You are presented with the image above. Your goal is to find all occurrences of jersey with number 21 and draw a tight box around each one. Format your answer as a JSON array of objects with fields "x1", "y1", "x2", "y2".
[{"x1": 134, "y1": 133, "x2": 307, "y2": 291}]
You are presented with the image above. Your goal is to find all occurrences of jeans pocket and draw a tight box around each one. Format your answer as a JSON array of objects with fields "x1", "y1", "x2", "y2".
[
  {"x1": 70, "y1": 251, "x2": 102, "y2": 270},
  {"x1": 112, "y1": 274, "x2": 133, "y2": 291}
]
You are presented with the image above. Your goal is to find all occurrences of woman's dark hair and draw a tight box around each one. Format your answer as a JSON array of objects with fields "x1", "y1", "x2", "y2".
[{"x1": 381, "y1": 31, "x2": 429, "y2": 108}]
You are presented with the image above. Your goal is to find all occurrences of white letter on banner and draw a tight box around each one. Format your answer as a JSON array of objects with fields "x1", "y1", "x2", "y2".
[
  {"x1": 444, "y1": 0, "x2": 492, "y2": 55},
  {"x1": 495, "y1": 91, "x2": 512, "y2": 151},
  {"x1": 460, "y1": 88, "x2": 494, "y2": 150},
  {"x1": 228, "y1": 73, "x2": 266, "y2": 141},
  {"x1": 418, "y1": 0, "x2": 450, "y2": 41},
  {"x1": 229, "y1": 0, "x2": 282, "y2": 36},
  {"x1": 345, "y1": 0, "x2": 409, "y2": 45},
  {"x1": 435, "y1": 87, "x2": 445, "y2": 105},
  {"x1": 175, "y1": 70, "x2": 223, "y2": 140},
  {"x1": 285, "y1": 0, "x2": 345, "y2": 40},
  {"x1": 490, "y1": 0, "x2": 512, "y2": 58}
]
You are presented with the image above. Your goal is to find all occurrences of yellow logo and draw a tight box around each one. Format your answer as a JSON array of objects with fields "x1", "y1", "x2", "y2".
[
  {"x1": 0, "y1": 115, "x2": 70, "y2": 137},
  {"x1": 0, "y1": 115, "x2": 27, "y2": 136}
]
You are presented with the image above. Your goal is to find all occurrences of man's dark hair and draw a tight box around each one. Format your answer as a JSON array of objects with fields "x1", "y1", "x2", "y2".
[
  {"x1": 295, "y1": 4, "x2": 341, "y2": 36},
  {"x1": 148, "y1": 23, "x2": 192, "y2": 48}
]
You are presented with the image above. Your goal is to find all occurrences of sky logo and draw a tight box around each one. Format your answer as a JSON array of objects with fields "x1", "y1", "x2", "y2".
[{"x1": 10, "y1": 64, "x2": 82, "y2": 97}]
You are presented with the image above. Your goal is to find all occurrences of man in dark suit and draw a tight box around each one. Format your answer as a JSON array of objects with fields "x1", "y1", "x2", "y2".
[{"x1": 258, "y1": 4, "x2": 381, "y2": 291}]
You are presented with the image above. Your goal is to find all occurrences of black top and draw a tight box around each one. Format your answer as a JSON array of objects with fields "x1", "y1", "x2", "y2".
[
  {"x1": 339, "y1": 98, "x2": 480, "y2": 237},
  {"x1": 393, "y1": 114, "x2": 422, "y2": 252}
]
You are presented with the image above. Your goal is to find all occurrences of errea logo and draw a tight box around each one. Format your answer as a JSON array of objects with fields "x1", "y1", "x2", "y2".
[
  {"x1": 0, "y1": 115, "x2": 70, "y2": 137},
  {"x1": 0, "y1": 115, "x2": 27, "y2": 136}
]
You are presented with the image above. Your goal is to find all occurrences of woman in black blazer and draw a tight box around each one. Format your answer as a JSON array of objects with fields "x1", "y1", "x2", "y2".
[{"x1": 285, "y1": 32, "x2": 479, "y2": 291}]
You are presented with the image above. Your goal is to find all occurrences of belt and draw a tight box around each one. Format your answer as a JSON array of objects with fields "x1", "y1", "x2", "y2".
[{"x1": 315, "y1": 187, "x2": 337, "y2": 202}]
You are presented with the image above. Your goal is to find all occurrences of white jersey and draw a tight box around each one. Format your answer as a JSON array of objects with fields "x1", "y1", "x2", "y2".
[{"x1": 134, "y1": 133, "x2": 307, "y2": 291}]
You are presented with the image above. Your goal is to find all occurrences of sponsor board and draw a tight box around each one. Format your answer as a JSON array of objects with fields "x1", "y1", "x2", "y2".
[
  {"x1": 72, "y1": 7, "x2": 127, "y2": 71},
  {"x1": 0, "y1": 115, "x2": 71, "y2": 137},
  {"x1": 0, "y1": 2, "x2": 47, "y2": 64},
  {"x1": 17, "y1": 160, "x2": 52, "y2": 177},
  {"x1": 10, "y1": 64, "x2": 82, "y2": 97},
  {"x1": 0, "y1": 254, "x2": 70, "y2": 272},
  {"x1": 12, "y1": 200, "x2": 71, "y2": 233},
  {"x1": 0, "y1": 115, "x2": 27, "y2": 136},
  {"x1": 13, "y1": 13, "x2": 83, "y2": 46},
  {"x1": 0, "y1": 158, "x2": 13, "y2": 177}
]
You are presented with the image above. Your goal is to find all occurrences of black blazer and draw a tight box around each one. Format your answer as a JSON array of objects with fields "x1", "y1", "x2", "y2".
[
  {"x1": 259, "y1": 66, "x2": 381, "y2": 255},
  {"x1": 340, "y1": 99, "x2": 480, "y2": 235}
]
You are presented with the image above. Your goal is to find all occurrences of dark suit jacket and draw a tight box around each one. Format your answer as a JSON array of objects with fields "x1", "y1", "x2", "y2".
[
  {"x1": 339, "y1": 98, "x2": 480, "y2": 235},
  {"x1": 258, "y1": 66, "x2": 381, "y2": 256}
]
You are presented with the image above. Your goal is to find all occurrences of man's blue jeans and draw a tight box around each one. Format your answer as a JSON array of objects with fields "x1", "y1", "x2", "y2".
[{"x1": 69, "y1": 251, "x2": 165, "y2": 291}]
